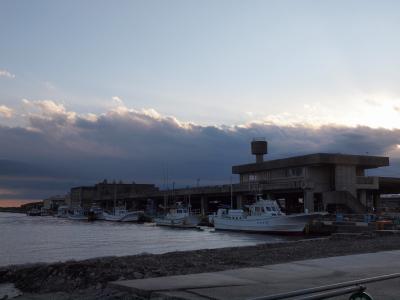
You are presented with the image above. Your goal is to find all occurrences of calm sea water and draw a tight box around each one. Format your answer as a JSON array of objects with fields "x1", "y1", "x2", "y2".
[{"x1": 0, "y1": 212, "x2": 291, "y2": 267}]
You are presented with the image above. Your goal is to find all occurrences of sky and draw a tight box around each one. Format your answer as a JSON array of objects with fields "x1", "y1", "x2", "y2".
[{"x1": 1, "y1": 0, "x2": 400, "y2": 204}]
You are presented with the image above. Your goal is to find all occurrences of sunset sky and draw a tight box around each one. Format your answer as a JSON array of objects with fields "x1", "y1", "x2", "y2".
[{"x1": 1, "y1": 0, "x2": 400, "y2": 204}]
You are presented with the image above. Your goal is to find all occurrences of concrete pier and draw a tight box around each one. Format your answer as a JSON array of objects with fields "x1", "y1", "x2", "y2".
[
  {"x1": 200, "y1": 195, "x2": 208, "y2": 216},
  {"x1": 111, "y1": 250, "x2": 400, "y2": 299}
]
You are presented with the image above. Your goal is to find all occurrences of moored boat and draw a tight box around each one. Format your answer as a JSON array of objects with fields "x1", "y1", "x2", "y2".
[
  {"x1": 88, "y1": 205, "x2": 105, "y2": 221},
  {"x1": 68, "y1": 207, "x2": 87, "y2": 221},
  {"x1": 212, "y1": 195, "x2": 323, "y2": 234},
  {"x1": 102, "y1": 207, "x2": 143, "y2": 222},
  {"x1": 56, "y1": 205, "x2": 69, "y2": 218},
  {"x1": 155, "y1": 203, "x2": 201, "y2": 228}
]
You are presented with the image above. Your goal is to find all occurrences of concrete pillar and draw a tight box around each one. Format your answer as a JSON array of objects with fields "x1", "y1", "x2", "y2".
[
  {"x1": 373, "y1": 191, "x2": 379, "y2": 213},
  {"x1": 163, "y1": 194, "x2": 168, "y2": 212},
  {"x1": 359, "y1": 190, "x2": 367, "y2": 207},
  {"x1": 201, "y1": 195, "x2": 208, "y2": 216},
  {"x1": 236, "y1": 195, "x2": 243, "y2": 209},
  {"x1": 303, "y1": 190, "x2": 314, "y2": 213}
]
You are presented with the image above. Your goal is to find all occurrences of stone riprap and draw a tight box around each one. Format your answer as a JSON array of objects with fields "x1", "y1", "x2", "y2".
[{"x1": 1, "y1": 234, "x2": 400, "y2": 296}]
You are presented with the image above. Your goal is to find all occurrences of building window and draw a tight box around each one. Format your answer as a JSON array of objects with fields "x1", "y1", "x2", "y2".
[
  {"x1": 289, "y1": 167, "x2": 304, "y2": 177},
  {"x1": 249, "y1": 174, "x2": 257, "y2": 182}
]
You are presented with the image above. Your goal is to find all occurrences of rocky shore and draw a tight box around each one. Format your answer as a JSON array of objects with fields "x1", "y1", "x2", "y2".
[{"x1": 2, "y1": 233, "x2": 400, "y2": 299}]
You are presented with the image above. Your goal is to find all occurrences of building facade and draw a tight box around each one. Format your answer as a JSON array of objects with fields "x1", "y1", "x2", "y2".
[
  {"x1": 233, "y1": 143, "x2": 389, "y2": 213},
  {"x1": 43, "y1": 195, "x2": 66, "y2": 211},
  {"x1": 70, "y1": 180, "x2": 158, "y2": 210}
]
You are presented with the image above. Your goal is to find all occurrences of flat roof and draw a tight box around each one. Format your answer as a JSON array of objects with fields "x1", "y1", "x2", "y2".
[{"x1": 232, "y1": 153, "x2": 389, "y2": 174}]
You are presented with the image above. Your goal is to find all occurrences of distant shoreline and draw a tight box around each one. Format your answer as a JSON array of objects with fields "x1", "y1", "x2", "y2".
[
  {"x1": 0, "y1": 208, "x2": 25, "y2": 213},
  {"x1": 2, "y1": 233, "x2": 400, "y2": 299}
]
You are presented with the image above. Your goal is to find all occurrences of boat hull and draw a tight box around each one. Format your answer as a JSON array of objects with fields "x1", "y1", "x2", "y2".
[
  {"x1": 67, "y1": 215, "x2": 88, "y2": 221},
  {"x1": 155, "y1": 215, "x2": 200, "y2": 228},
  {"x1": 213, "y1": 214, "x2": 317, "y2": 234},
  {"x1": 102, "y1": 211, "x2": 141, "y2": 222}
]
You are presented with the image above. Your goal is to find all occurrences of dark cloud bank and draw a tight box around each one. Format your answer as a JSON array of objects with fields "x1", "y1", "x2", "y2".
[{"x1": 1, "y1": 103, "x2": 400, "y2": 201}]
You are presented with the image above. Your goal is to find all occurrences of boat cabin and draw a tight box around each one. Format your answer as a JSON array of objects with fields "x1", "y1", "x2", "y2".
[
  {"x1": 249, "y1": 200, "x2": 283, "y2": 216},
  {"x1": 168, "y1": 207, "x2": 189, "y2": 216},
  {"x1": 214, "y1": 197, "x2": 284, "y2": 220}
]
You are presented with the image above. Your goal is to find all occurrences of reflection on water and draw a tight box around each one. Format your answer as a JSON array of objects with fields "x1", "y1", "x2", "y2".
[{"x1": 0, "y1": 212, "x2": 292, "y2": 266}]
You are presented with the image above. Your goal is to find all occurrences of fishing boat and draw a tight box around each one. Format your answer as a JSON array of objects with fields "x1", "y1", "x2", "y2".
[
  {"x1": 56, "y1": 205, "x2": 69, "y2": 218},
  {"x1": 102, "y1": 207, "x2": 143, "y2": 222},
  {"x1": 88, "y1": 205, "x2": 105, "y2": 221},
  {"x1": 155, "y1": 203, "x2": 201, "y2": 228},
  {"x1": 101, "y1": 182, "x2": 143, "y2": 222},
  {"x1": 211, "y1": 195, "x2": 322, "y2": 234},
  {"x1": 68, "y1": 207, "x2": 87, "y2": 221}
]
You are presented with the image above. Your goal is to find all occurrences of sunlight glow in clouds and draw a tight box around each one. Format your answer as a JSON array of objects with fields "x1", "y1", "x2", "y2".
[
  {"x1": 1, "y1": 97, "x2": 400, "y2": 201},
  {"x1": 245, "y1": 95, "x2": 400, "y2": 130},
  {"x1": 0, "y1": 69, "x2": 15, "y2": 79},
  {"x1": 4, "y1": 96, "x2": 400, "y2": 132},
  {"x1": 0, "y1": 105, "x2": 13, "y2": 118}
]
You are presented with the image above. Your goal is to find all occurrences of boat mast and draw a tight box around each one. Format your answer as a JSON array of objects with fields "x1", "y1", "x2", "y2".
[
  {"x1": 79, "y1": 187, "x2": 82, "y2": 208},
  {"x1": 188, "y1": 193, "x2": 191, "y2": 214},
  {"x1": 230, "y1": 176, "x2": 233, "y2": 208},
  {"x1": 113, "y1": 182, "x2": 117, "y2": 213}
]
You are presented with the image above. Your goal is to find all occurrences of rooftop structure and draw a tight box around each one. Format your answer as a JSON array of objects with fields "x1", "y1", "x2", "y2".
[{"x1": 233, "y1": 153, "x2": 389, "y2": 174}]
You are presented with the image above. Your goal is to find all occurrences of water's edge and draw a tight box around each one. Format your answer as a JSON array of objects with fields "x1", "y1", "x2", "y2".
[
  {"x1": 0, "y1": 212, "x2": 289, "y2": 266},
  {"x1": 2, "y1": 234, "x2": 400, "y2": 295}
]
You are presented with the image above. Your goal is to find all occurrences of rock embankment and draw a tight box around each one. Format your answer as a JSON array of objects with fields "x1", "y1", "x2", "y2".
[{"x1": 2, "y1": 234, "x2": 400, "y2": 295}]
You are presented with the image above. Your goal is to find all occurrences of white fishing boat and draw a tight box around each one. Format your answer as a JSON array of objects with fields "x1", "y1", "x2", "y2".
[
  {"x1": 89, "y1": 205, "x2": 105, "y2": 221},
  {"x1": 68, "y1": 207, "x2": 87, "y2": 221},
  {"x1": 56, "y1": 205, "x2": 69, "y2": 218},
  {"x1": 155, "y1": 204, "x2": 201, "y2": 228},
  {"x1": 102, "y1": 207, "x2": 143, "y2": 222},
  {"x1": 212, "y1": 195, "x2": 322, "y2": 234}
]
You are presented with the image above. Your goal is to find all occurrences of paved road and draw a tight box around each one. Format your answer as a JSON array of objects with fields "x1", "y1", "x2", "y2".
[{"x1": 112, "y1": 250, "x2": 400, "y2": 299}]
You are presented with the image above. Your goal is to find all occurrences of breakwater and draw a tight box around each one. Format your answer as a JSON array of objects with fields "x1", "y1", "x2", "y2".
[{"x1": 2, "y1": 234, "x2": 400, "y2": 296}]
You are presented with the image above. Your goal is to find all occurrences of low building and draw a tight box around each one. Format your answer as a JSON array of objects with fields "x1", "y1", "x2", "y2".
[
  {"x1": 43, "y1": 195, "x2": 66, "y2": 211},
  {"x1": 70, "y1": 180, "x2": 158, "y2": 210}
]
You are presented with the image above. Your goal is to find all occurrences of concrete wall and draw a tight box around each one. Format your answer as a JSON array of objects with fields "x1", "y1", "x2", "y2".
[
  {"x1": 305, "y1": 166, "x2": 332, "y2": 193},
  {"x1": 335, "y1": 165, "x2": 357, "y2": 197}
]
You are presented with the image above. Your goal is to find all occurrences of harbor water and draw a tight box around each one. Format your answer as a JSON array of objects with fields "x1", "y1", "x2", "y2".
[{"x1": 0, "y1": 212, "x2": 293, "y2": 267}]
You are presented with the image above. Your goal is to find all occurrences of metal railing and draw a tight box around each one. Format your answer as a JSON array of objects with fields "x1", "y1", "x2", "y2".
[{"x1": 248, "y1": 273, "x2": 400, "y2": 300}]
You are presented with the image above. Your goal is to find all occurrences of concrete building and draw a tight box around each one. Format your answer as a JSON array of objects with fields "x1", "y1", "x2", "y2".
[
  {"x1": 65, "y1": 140, "x2": 400, "y2": 215},
  {"x1": 70, "y1": 180, "x2": 158, "y2": 210},
  {"x1": 232, "y1": 139, "x2": 390, "y2": 213},
  {"x1": 43, "y1": 195, "x2": 66, "y2": 211}
]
